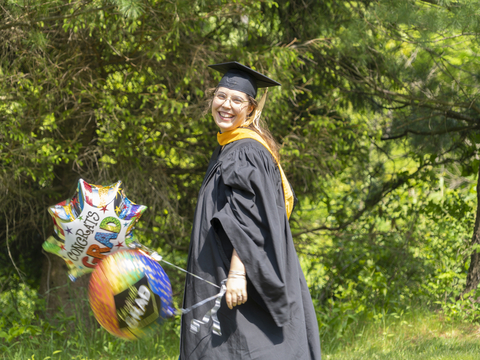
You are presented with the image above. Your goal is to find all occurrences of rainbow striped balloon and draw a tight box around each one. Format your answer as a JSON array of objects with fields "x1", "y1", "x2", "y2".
[{"x1": 88, "y1": 249, "x2": 174, "y2": 340}]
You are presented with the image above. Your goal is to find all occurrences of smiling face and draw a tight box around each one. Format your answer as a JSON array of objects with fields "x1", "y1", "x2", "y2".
[{"x1": 212, "y1": 87, "x2": 254, "y2": 132}]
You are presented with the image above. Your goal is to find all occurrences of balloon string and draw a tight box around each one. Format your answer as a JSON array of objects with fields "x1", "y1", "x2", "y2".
[
  {"x1": 129, "y1": 241, "x2": 226, "y2": 333},
  {"x1": 128, "y1": 241, "x2": 221, "y2": 289},
  {"x1": 159, "y1": 258, "x2": 221, "y2": 289},
  {"x1": 178, "y1": 284, "x2": 225, "y2": 315}
]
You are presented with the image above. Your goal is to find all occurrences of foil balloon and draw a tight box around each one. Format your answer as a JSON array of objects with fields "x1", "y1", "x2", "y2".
[
  {"x1": 88, "y1": 249, "x2": 174, "y2": 340},
  {"x1": 42, "y1": 179, "x2": 147, "y2": 281}
]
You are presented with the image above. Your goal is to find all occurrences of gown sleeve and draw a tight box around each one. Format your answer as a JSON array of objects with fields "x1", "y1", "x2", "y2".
[{"x1": 211, "y1": 142, "x2": 291, "y2": 327}]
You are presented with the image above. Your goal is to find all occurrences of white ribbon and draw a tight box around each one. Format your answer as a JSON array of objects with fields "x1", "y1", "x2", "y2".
[{"x1": 189, "y1": 280, "x2": 227, "y2": 336}]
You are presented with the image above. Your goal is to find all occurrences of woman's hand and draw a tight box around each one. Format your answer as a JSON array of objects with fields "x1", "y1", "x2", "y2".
[
  {"x1": 226, "y1": 275, "x2": 247, "y2": 309},
  {"x1": 226, "y1": 249, "x2": 248, "y2": 309}
]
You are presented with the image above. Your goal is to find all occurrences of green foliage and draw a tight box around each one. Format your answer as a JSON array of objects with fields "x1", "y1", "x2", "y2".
[
  {"x1": 2, "y1": 0, "x2": 480, "y2": 353},
  {"x1": 0, "y1": 0, "x2": 336, "y2": 274},
  {"x1": 296, "y1": 173, "x2": 476, "y2": 339},
  {"x1": 0, "y1": 283, "x2": 44, "y2": 345}
]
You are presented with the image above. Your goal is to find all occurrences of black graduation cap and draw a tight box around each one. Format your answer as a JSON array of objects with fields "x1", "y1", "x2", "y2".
[{"x1": 208, "y1": 61, "x2": 281, "y2": 99}]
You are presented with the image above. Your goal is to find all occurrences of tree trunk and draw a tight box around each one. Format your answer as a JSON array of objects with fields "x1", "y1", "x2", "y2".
[
  {"x1": 463, "y1": 164, "x2": 480, "y2": 295},
  {"x1": 39, "y1": 251, "x2": 94, "y2": 329},
  {"x1": 38, "y1": 164, "x2": 95, "y2": 329}
]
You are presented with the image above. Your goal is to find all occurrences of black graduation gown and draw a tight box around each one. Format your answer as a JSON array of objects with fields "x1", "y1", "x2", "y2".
[{"x1": 180, "y1": 139, "x2": 321, "y2": 360}]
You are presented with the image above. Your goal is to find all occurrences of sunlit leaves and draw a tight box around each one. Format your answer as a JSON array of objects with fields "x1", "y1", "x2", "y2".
[{"x1": 114, "y1": 0, "x2": 146, "y2": 19}]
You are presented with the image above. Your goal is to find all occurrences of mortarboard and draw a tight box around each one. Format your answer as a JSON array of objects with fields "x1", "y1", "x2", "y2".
[{"x1": 208, "y1": 61, "x2": 281, "y2": 99}]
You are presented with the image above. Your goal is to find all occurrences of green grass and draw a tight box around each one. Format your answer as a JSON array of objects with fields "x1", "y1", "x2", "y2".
[
  {"x1": 0, "y1": 310, "x2": 180, "y2": 360},
  {"x1": 4, "y1": 309, "x2": 480, "y2": 359},
  {"x1": 323, "y1": 310, "x2": 480, "y2": 360},
  {"x1": 1, "y1": 326, "x2": 180, "y2": 360},
  {"x1": 0, "y1": 284, "x2": 180, "y2": 360}
]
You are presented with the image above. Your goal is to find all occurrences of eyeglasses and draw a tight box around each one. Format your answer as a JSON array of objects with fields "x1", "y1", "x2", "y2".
[{"x1": 213, "y1": 92, "x2": 249, "y2": 108}]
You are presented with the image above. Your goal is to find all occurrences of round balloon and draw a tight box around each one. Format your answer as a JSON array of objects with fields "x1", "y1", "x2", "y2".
[
  {"x1": 42, "y1": 179, "x2": 147, "y2": 281},
  {"x1": 88, "y1": 249, "x2": 174, "y2": 340}
]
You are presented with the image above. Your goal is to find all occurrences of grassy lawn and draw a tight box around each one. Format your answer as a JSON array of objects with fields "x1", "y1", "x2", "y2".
[
  {"x1": 1, "y1": 317, "x2": 181, "y2": 360},
  {"x1": 3, "y1": 311, "x2": 480, "y2": 359},
  {"x1": 323, "y1": 312, "x2": 480, "y2": 360}
]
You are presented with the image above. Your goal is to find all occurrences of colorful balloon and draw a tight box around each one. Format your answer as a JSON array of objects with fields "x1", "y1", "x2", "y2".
[
  {"x1": 88, "y1": 249, "x2": 174, "y2": 340},
  {"x1": 42, "y1": 179, "x2": 147, "y2": 281}
]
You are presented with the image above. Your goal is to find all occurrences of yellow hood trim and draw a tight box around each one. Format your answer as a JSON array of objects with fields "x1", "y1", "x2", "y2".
[{"x1": 217, "y1": 128, "x2": 294, "y2": 219}]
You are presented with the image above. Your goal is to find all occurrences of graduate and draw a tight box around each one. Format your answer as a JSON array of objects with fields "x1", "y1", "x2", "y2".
[{"x1": 180, "y1": 62, "x2": 321, "y2": 360}]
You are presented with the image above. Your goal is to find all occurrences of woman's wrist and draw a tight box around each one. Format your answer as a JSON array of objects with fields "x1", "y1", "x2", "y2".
[
  {"x1": 229, "y1": 270, "x2": 246, "y2": 276},
  {"x1": 228, "y1": 270, "x2": 246, "y2": 280},
  {"x1": 228, "y1": 276, "x2": 246, "y2": 280}
]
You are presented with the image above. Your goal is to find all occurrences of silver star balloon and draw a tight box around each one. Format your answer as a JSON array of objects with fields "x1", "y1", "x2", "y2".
[{"x1": 42, "y1": 179, "x2": 147, "y2": 281}]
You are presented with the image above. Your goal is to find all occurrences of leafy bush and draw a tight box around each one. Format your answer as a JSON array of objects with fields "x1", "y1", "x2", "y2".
[{"x1": 296, "y1": 178, "x2": 477, "y2": 339}]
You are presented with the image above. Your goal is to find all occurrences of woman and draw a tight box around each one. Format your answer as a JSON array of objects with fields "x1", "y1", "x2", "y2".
[{"x1": 180, "y1": 62, "x2": 321, "y2": 359}]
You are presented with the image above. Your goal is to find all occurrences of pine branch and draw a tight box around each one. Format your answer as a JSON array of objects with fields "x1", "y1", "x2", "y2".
[
  {"x1": 352, "y1": 87, "x2": 480, "y2": 123},
  {"x1": 0, "y1": 5, "x2": 115, "y2": 31},
  {"x1": 292, "y1": 153, "x2": 473, "y2": 238},
  {"x1": 381, "y1": 125, "x2": 478, "y2": 140},
  {"x1": 418, "y1": 0, "x2": 459, "y2": 11}
]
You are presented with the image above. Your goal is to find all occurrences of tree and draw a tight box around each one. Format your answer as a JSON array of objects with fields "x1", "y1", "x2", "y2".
[
  {"x1": 261, "y1": 0, "x2": 480, "y2": 301},
  {"x1": 0, "y1": 0, "x2": 340, "y2": 317},
  {"x1": 325, "y1": 0, "x2": 480, "y2": 294},
  {"x1": 4, "y1": 0, "x2": 479, "y2": 325}
]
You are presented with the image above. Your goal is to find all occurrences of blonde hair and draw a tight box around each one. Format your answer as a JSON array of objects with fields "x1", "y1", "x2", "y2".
[
  {"x1": 242, "y1": 94, "x2": 281, "y2": 162},
  {"x1": 205, "y1": 87, "x2": 281, "y2": 163}
]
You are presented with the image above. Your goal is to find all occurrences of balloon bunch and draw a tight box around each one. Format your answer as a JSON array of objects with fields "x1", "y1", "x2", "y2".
[
  {"x1": 43, "y1": 179, "x2": 224, "y2": 340},
  {"x1": 43, "y1": 179, "x2": 175, "y2": 340}
]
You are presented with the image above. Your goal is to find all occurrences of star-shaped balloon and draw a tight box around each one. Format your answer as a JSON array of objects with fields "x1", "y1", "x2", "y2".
[{"x1": 42, "y1": 179, "x2": 147, "y2": 281}]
